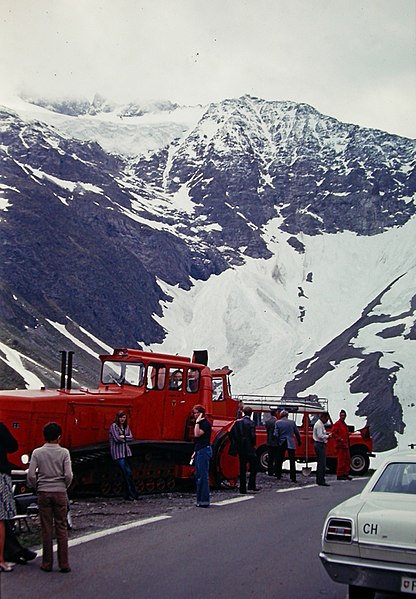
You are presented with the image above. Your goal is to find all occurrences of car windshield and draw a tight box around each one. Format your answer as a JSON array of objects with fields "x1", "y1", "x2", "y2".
[{"x1": 372, "y1": 461, "x2": 416, "y2": 494}]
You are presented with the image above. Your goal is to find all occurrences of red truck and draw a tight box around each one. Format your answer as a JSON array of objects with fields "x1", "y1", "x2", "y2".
[{"x1": 236, "y1": 395, "x2": 373, "y2": 476}]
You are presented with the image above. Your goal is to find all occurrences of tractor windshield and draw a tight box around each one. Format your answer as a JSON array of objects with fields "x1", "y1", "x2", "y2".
[{"x1": 102, "y1": 360, "x2": 145, "y2": 387}]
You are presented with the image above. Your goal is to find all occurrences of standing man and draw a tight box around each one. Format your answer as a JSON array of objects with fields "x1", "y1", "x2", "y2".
[
  {"x1": 27, "y1": 422, "x2": 73, "y2": 573},
  {"x1": 229, "y1": 406, "x2": 259, "y2": 494},
  {"x1": 274, "y1": 410, "x2": 302, "y2": 483},
  {"x1": 265, "y1": 409, "x2": 278, "y2": 477},
  {"x1": 313, "y1": 412, "x2": 331, "y2": 487},
  {"x1": 332, "y1": 409, "x2": 352, "y2": 480},
  {"x1": 191, "y1": 405, "x2": 212, "y2": 508}
]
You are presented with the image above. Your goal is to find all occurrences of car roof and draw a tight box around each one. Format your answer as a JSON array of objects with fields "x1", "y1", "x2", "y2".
[{"x1": 381, "y1": 450, "x2": 416, "y2": 464}]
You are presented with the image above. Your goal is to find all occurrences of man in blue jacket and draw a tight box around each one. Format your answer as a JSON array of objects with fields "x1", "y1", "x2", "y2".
[{"x1": 274, "y1": 410, "x2": 302, "y2": 483}]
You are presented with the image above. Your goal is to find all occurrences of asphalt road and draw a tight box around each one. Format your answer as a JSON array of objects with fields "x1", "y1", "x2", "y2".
[{"x1": 0, "y1": 478, "x2": 402, "y2": 599}]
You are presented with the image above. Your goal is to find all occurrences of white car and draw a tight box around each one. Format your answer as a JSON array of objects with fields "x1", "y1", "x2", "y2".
[{"x1": 320, "y1": 450, "x2": 416, "y2": 598}]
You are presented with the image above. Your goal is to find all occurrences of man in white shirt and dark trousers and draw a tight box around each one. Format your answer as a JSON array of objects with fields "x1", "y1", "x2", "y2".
[
  {"x1": 27, "y1": 422, "x2": 73, "y2": 573},
  {"x1": 313, "y1": 412, "x2": 331, "y2": 486}
]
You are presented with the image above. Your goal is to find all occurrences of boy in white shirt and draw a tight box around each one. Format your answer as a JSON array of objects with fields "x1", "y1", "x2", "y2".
[{"x1": 27, "y1": 422, "x2": 73, "y2": 573}]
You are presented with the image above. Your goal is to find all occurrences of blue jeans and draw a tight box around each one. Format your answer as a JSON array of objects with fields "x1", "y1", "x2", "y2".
[
  {"x1": 116, "y1": 458, "x2": 138, "y2": 499},
  {"x1": 195, "y1": 445, "x2": 212, "y2": 506}
]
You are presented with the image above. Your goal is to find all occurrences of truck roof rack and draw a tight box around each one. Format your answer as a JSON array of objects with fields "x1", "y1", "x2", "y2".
[{"x1": 233, "y1": 394, "x2": 328, "y2": 413}]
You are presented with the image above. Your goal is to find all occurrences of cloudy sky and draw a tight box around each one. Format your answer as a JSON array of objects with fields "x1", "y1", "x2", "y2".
[{"x1": 1, "y1": 0, "x2": 415, "y2": 137}]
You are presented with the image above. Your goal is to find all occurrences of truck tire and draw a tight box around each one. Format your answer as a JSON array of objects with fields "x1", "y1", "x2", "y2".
[
  {"x1": 257, "y1": 446, "x2": 268, "y2": 472},
  {"x1": 350, "y1": 449, "x2": 370, "y2": 476},
  {"x1": 210, "y1": 431, "x2": 239, "y2": 488}
]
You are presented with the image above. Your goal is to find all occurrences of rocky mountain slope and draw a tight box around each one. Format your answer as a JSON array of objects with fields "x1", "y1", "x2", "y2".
[{"x1": 0, "y1": 94, "x2": 415, "y2": 450}]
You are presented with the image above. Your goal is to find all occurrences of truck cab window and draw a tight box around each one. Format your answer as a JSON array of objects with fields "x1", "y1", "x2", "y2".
[
  {"x1": 168, "y1": 368, "x2": 183, "y2": 391},
  {"x1": 102, "y1": 361, "x2": 145, "y2": 386},
  {"x1": 212, "y1": 379, "x2": 223, "y2": 401},
  {"x1": 252, "y1": 411, "x2": 262, "y2": 426},
  {"x1": 186, "y1": 369, "x2": 200, "y2": 393},
  {"x1": 294, "y1": 413, "x2": 304, "y2": 427},
  {"x1": 147, "y1": 364, "x2": 166, "y2": 390}
]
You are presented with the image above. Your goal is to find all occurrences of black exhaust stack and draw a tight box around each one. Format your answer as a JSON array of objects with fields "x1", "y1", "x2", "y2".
[
  {"x1": 192, "y1": 350, "x2": 208, "y2": 366},
  {"x1": 59, "y1": 350, "x2": 74, "y2": 391},
  {"x1": 66, "y1": 351, "x2": 74, "y2": 391},
  {"x1": 60, "y1": 351, "x2": 67, "y2": 390}
]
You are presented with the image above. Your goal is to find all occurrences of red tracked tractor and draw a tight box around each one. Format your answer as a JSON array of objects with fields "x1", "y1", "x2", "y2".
[{"x1": 0, "y1": 348, "x2": 240, "y2": 497}]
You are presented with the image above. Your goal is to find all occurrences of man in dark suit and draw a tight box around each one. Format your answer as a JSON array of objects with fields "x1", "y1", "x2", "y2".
[{"x1": 229, "y1": 407, "x2": 259, "y2": 494}]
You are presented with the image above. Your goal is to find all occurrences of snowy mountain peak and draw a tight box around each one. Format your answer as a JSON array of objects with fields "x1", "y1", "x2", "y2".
[{"x1": 0, "y1": 93, "x2": 415, "y2": 454}]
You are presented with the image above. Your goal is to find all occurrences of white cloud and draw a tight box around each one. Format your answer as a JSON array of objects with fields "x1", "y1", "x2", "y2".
[{"x1": 0, "y1": 0, "x2": 415, "y2": 137}]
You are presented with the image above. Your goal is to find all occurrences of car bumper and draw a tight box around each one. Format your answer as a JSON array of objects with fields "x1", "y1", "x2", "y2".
[{"x1": 320, "y1": 551, "x2": 416, "y2": 594}]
